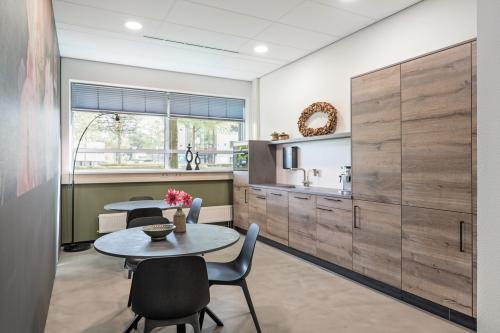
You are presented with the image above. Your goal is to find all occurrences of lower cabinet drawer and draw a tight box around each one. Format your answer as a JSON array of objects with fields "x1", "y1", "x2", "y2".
[
  {"x1": 316, "y1": 206, "x2": 353, "y2": 269},
  {"x1": 266, "y1": 190, "x2": 289, "y2": 245},
  {"x1": 248, "y1": 193, "x2": 267, "y2": 235},
  {"x1": 289, "y1": 194, "x2": 317, "y2": 255},
  {"x1": 316, "y1": 196, "x2": 352, "y2": 211}
]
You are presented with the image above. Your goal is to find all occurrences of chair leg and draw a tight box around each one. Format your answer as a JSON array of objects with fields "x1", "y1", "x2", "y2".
[
  {"x1": 240, "y1": 280, "x2": 262, "y2": 333},
  {"x1": 199, "y1": 309, "x2": 205, "y2": 329},
  {"x1": 123, "y1": 315, "x2": 141, "y2": 333},
  {"x1": 143, "y1": 319, "x2": 154, "y2": 333},
  {"x1": 187, "y1": 313, "x2": 201, "y2": 333},
  {"x1": 127, "y1": 283, "x2": 132, "y2": 307},
  {"x1": 205, "y1": 307, "x2": 224, "y2": 326},
  {"x1": 128, "y1": 270, "x2": 132, "y2": 279}
]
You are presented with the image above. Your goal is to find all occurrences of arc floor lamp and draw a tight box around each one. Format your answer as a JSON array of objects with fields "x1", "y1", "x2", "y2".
[{"x1": 63, "y1": 112, "x2": 120, "y2": 252}]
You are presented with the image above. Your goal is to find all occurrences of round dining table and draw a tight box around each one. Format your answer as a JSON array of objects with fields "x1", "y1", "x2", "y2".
[
  {"x1": 94, "y1": 224, "x2": 240, "y2": 333},
  {"x1": 104, "y1": 199, "x2": 172, "y2": 212}
]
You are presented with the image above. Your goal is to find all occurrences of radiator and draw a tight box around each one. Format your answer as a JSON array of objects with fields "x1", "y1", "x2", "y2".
[{"x1": 98, "y1": 205, "x2": 233, "y2": 234}]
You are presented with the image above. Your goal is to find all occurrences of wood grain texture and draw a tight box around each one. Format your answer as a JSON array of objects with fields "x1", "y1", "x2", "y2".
[
  {"x1": 249, "y1": 192, "x2": 268, "y2": 236},
  {"x1": 316, "y1": 206, "x2": 353, "y2": 269},
  {"x1": 352, "y1": 65, "x2": 402, "y2": 204},
  {"x1": 401, "y1": 43, "x2": 472, "y2": 213},
  {"x1": 402, "y1": 206, "x2": 472, "y2": 315},
  {"x1": 233, "y1": 186, "x2": 249, "y2": 230},
  {"x1": 353, "y1": 200, "x2": 402, "y2": 288},
  {"x1": 473, "y1": 214, "x2": 477, "y2": 318},
  {"x1": 289, "y1": 194, "x2": 317, "y2": 255},
  {"x1": 316, "y1": 196, "x2": 352, "y2": 211},
  {"x1": 472, "y1": 41, "x2": 477, "y2": 216},
  {"x1": 266, "y1": 189, "x2": 289, "y2": 245}
]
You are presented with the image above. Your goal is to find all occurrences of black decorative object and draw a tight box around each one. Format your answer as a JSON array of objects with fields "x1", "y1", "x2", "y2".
[
  {"x1": 194, "y1": 152, "x2": 201, "y2": 170},
  {"x1": 64, "y1": 113, "x2": 121, "y2": 252},
  {"x1": 185, "y1": 144, "x2": 193, "y2": 170}
]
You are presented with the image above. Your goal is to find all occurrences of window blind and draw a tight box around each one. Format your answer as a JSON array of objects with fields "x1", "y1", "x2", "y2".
[{"x1": 71, "y1": 82, "x2": 245, "y2": 121}]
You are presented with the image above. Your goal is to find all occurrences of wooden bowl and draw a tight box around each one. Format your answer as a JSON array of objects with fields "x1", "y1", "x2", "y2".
[{"x1": 142, "y1": 224, "x2": 176, "y2": 241}]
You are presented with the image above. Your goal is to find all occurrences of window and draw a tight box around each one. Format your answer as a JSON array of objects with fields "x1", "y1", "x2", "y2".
[{"x1": 71, "y1": 83, "x2": 244, "y2": 170}]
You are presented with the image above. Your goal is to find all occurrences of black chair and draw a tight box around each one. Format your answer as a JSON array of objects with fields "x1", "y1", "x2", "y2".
[
  {"x1": 201, "y1": 223, "x2": 261, "y2": 332},
  {"x1": 186, "y1": 198, "x2": 203, "y2": 224},
  {"x1": 125, "y1": 216, "x2": 170, "y2": 306},
  {"x1": 126, "y1": 207, "x2": 163, "y2": 228},
  {"x1": 129, "y1": 196, "x2": 154, "y2": 201},
  {"x1": 124, "y1": 256, "x2": 209, "y2": 333}
]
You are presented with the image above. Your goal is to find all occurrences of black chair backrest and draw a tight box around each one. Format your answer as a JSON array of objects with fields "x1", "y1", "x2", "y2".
[
  {"x1": 131, "y1": 256, "x2": 210, "y2": 319},
  {"x1": 128, "y1": 216, "x2": 169, "y2": 229},
  {"x1": 186, "y1": 198, "x2": 203, "y2": 224},
  {"x1": 126, "y1": 207, "x2": 163, "y2": 228},
  {"x1": 129, "y1": 196, "x2": 154, "y2": 201},
  {"x1": 235, "y1": 223, "x2": 260, "y2": 280}
]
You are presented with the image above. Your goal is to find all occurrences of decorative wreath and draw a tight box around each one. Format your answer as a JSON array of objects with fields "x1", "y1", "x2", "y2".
[{"x1": 298, "y1": 102, "x2": 337, "y2": 137}]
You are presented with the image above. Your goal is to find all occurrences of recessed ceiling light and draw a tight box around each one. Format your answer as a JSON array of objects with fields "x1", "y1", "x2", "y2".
[
  {"x1": 125, "y1": 21, "x2": 143, "y2": 31},
  {"x1": 254, "y1": 45, "x2": 268, "y2": 54}
]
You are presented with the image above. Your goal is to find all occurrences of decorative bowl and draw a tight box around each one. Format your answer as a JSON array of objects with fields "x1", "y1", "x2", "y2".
[{"x1": 142, "y1": 224, "x2": 176, "y2": 241}]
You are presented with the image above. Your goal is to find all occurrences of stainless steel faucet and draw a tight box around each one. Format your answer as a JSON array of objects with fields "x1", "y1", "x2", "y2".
[{"x1": 291, "y1": 168, "x2": 319, "y2": 187}]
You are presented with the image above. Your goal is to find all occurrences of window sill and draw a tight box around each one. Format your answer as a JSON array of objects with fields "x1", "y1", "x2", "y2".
[{"x1": 61, "y1": 169, "x2": 234, "y2": 184}]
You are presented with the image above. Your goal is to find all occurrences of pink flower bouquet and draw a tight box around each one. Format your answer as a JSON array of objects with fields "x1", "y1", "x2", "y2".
[{"x1": 164, "y1": 188, "x2": 193, "y2": 207}]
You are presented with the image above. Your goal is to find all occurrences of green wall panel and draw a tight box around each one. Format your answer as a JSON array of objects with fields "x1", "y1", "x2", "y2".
[{"x1": 61, "y1": 180, "x2": 233, "y2": 243}]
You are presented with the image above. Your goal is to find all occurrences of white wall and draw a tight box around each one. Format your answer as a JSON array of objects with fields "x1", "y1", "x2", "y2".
[
  {"x1": 60, "y1": 58, "x2": 253, "y2": 176},
  {"x1": 260, "y1": 0, "x2": 477, "y2": 188},
  {"x1": 477, "y1": 0, "x2": 500, "y2": 331}
]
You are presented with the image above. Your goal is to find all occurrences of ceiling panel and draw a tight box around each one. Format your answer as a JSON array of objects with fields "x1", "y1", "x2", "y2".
[
  {"x1": 53, "y1": 1, "x2": 163, "y2": 36},
  {"x1": 187, "y1": 0, "x2": 303, "y2": 21},
  {"x1": 57, "y1": 0, "x2": 176, "y2": 20},
  {"x1": 154, "y1": 22, "x2": 248, "y2": 51},
  {"x1": 255, "y1": 23, "x2": 337, "y2": 50},
  {"x1": 314, "y1": 0, "x2": 422, "y2": 20},
  {"x1": 166, "y1": 1, "x2": 270, "y2": 38},
  {"x1": 279, "y1": 1, "x2": 374, "y2": 36}
]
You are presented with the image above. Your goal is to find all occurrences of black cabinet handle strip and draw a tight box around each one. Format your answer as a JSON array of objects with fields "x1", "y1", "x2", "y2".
[
  {"x1": 270, "y1": 193, "x2": 283, "y2": 196},
  {"x1": 323, "y1": 197, "x2": 342, "y2": 202},
  {"x1": 459, "y1": 221, "x2": 465, "y2": 252},
  {"x1": 256, "y1": 195, "x2": 266, "y2": 200},
  {"x1": 244, "y1": 189, "x2": 247, "y2": 204},
  {"x1": 294, "y1": 196, "x2": 309, "y2": 200},
  {"x1": 252, "y1": 188, "x2": 262, "y2": 191},
  {"x1": 317, "y1": 207, "x2": 333, "y2": 212}
]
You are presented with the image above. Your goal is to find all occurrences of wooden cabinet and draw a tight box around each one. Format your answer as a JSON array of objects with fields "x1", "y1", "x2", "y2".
[
  {"x1": 289, "y1": 194, "x2": 317, "y2": 255},
  {"x1": 316, "y1": 196, "x2": 352, "y2": 211},
  {"x1": 353, "y1": 200, "x2": 401, "y2": 288},
  {"x1": 401, "y1": 43, "x2": 472, "y2": 213},
  {"x1": 248, "y1": 191, "x2": 267, "y2": 236},
  {"x1": 316, "y1": 205, "x2": 353, "y2": 269},
  {"x1": 266, "y1": 189, "x2": 289, "y2": 245},
  {"x1": 472, "y1": 41, "x2": 477, "y2": 318},
  {"x1": 402, "y1": 206, "x2": 472, "y2": 315},
  {"x1": 352, "y1": 65, "x2": 401, "y2": 205},
  {"x1": 233, "y1": 186, "x2": 249, "y2": 230}
]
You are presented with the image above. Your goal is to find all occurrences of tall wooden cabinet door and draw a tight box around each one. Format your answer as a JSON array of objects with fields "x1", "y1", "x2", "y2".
[
  {"x1": 289, "y1": 194, "x2": 317, "y2": 255},
  {"x1": 402, "y1": 206, "x2": 472, "y2": 315},
  {"x1": 316, "y1": 206, "x2": 353, "y2": 269},
  {"x1": 472, "y1": 41, "x2": 477, "y2": 318},
  {"x1": 233, "y1": 186, "x2": 249, "y2": 229},
  {"x1": 248, "y1": 192, "x2": 267, "y2": 235},
  {"x1": 353, "y1": 200, "x2": 402, "y2": 288},
  {"x1": 266, "y1": 190, "x2": 289, "y2": 245},
  {"x1": 352, "y1": 65, "x2": 401, "y2": 205},
  {"x1": 401, "y1": 43, "x2": 472, "y2": 213}
]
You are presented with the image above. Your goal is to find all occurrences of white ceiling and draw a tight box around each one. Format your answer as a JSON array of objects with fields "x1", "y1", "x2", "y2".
[{"x1": 53, "y1": 0, "x2": 422, "y2": 81}]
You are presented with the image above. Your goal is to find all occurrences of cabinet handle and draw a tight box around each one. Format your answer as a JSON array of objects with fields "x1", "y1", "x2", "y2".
[
  {"x1": 317, "y1": 207, "x2": 333, "y2": 212},
  {"x1": 256, "y1": 195, "x2": 266, "y2": 200},
  {"x1": 244, "y1": 189, "x2": 248, "y2": 204},
  {"x1": 353, "y1": 205, "x2": 360, "y2": 229},
  {"x1": 323, "y1": 197, "x2": 342, "y2": 202},
  {"x1": 294, "y1": 196, "x2": 309, "y2": 200},
  {"x1": 459, "y1": 221, "x2": 465, "y2": 252},
  {"x1": 252, "y1": 188, "x2": 262, "y2": 191},
  {"x1": 270, "y1": 192, "x2": 282, "y2": 197}
]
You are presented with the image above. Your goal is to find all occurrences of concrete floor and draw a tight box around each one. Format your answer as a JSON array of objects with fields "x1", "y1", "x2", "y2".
[{"x1": 46, "y1": 237, "x2": 471, "y2": 333}]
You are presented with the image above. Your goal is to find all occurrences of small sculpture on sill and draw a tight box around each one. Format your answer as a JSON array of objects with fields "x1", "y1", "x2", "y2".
[
  {"x1": 194, "y1": 152, "x2": 201, "y2": 170},
  {"x1": 185, "y1": 144, "x2": 193, "y2": 170}
]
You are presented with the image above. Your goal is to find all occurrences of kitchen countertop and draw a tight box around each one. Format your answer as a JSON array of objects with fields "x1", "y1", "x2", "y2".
[{"x1": 249, "y1": 183, "x2": 352, "y2": 199}]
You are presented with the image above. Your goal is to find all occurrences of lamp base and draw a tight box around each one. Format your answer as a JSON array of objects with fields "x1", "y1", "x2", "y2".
[{"x1": 63, "y1": 242, "x2": 91, "y2": 252}]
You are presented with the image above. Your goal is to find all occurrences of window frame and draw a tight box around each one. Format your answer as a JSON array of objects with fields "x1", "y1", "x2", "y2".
[{"x1": 68, "y1": 80, "x2": 246, "y2": 173}]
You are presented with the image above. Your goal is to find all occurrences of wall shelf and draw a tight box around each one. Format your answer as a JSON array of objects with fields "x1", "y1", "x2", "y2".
[{"x1": 268, "y1": 132, "x2": 351, "y2": 145}]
